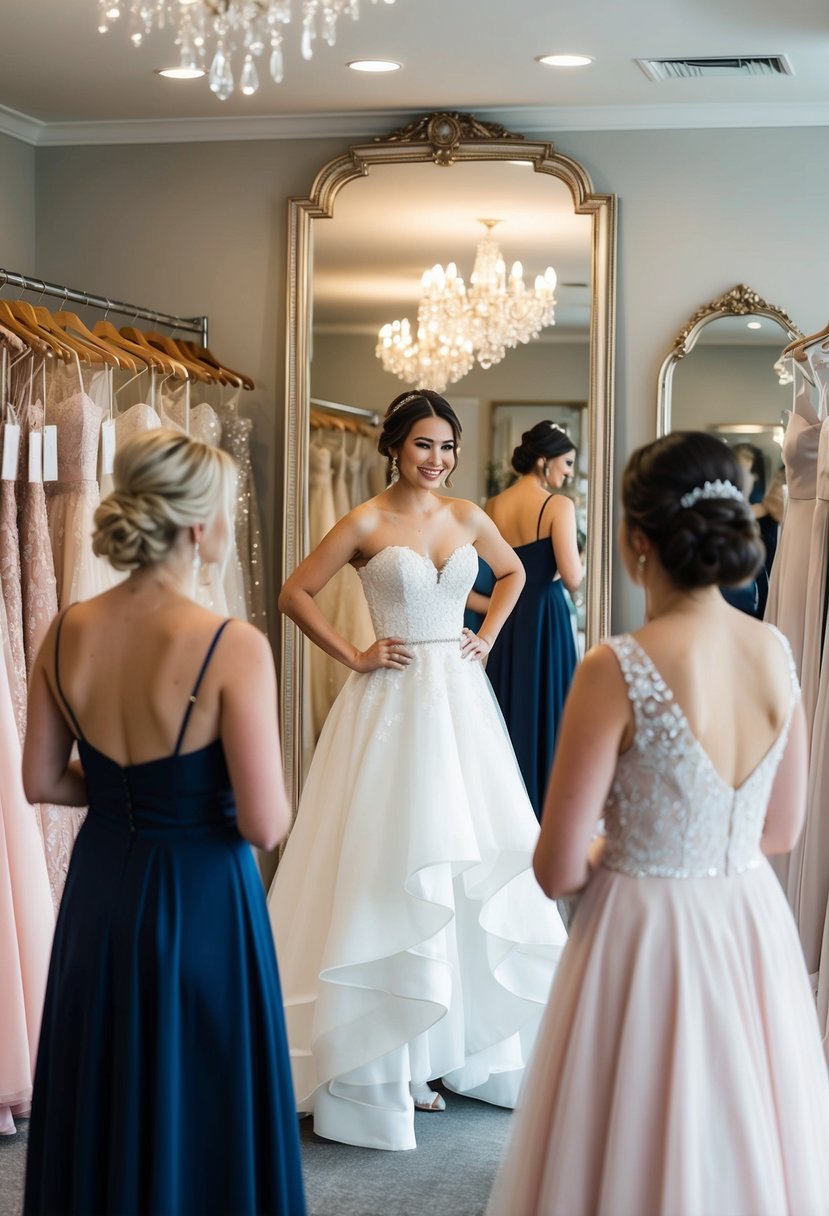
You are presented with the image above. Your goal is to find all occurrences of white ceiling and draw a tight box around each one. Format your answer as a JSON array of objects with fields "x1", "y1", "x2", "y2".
[{"x1": 1, "y1": 0, "x2": 829, "y2": 134}]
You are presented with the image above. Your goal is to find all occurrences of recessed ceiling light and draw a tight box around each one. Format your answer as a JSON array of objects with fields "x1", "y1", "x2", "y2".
[
  {"x1": 536, "y1": 54, "x2": 594, "y2": 68},
  {"x1": 347, "y1": 59, "x2": 401, "y2": 73},
  {"x1": 155, "y1": 66, "x2": 206, "y2": 79},
  {"x1": 746, "y1": 321, "x2": 762, "y2": 329}
]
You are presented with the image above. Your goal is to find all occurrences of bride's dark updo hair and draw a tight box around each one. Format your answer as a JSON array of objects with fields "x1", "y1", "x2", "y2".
[
  {"x1": 378, "y1": 389, "x2": 462, "y2": 486},
  {"x1": 512, "y1": 420, "x2": 576, "y2": 474},
  {"x1": 622, "y1": 431, "x2": 765, "y2": 589}
]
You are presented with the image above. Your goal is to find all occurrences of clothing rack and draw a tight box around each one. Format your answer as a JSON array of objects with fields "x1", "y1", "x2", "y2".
[
  {"x1": 311, "y1": 397, "x2": 379, "y2": 426},
  {"x1": 0, "y1": 267, "x2": 208, "y2": 346}
]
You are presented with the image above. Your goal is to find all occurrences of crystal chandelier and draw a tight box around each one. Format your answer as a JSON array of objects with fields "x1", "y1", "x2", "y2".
[
  {"x1": 96, "y1": 0, "x2": 396, "y2": 101},
  {"x1": 377, "y1": 221, "x2": 557, "y2": 391}
]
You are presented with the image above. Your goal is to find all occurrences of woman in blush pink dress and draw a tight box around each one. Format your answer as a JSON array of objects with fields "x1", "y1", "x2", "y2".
[{"x1": 487, "y1": 432, "x2": 829, "y2": 1216}]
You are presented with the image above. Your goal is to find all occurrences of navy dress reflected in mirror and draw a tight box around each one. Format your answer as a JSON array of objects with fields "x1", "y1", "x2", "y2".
[
  {"x1": 485, "y1": 497, "x2": 578, "y2": 820},
  {"x1": 24, "y1": 617, "x2": 306, "y2": 1216}
]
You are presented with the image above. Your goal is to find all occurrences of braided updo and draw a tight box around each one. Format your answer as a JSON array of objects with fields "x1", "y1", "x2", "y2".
[
  {"x1": 92, "y1": 428, "x2": 236, "y2": 571},
  {"x1": 378, "y1": 389, "x2": 462, "y2": 486},
  {"x1": 511, "y1": 421, "x2": 576, "y2": 475},
  {"x1": 622, "y1": 431, "x2": 764, "y2": 589}
]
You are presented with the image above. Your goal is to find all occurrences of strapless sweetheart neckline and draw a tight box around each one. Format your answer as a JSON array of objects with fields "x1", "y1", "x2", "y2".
[{"x1": 356, "y1": 543, "x2": 476, "y2": 580}]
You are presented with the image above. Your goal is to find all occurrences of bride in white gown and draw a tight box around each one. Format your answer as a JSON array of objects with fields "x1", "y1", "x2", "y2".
[{"x1": 268, "y1": 390, "x2": 566, "y2": 1151}]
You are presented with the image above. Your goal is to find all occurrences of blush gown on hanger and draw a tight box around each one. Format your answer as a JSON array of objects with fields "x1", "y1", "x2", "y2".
[
  {"x1": 268, "y1": 543, "x2": 567, "y2": 1151},
  {"x1": 485, "y1": 497, "x2": 579, "y2": 819},
  {"x1": 24, "y1": 619, "x2": 306, "y2": 1216},
  {"x1": 486, "y1": 631, "x2": 829, "y2": 1216}
]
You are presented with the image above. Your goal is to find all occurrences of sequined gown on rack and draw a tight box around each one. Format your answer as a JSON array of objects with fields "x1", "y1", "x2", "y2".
[
  {"x1": 486, "y1": 631, "x2": 829, "y2": 1216},
  {"x1": 268, "y1": 543, "x2": 567, "y2": 1151}
]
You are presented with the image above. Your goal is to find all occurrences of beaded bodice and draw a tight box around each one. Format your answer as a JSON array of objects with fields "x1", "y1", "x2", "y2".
[
  {"x1": 603, "y1": 631, "x2": 798, "y2": 879},
  {"x1": 357, "y1": 543, "x2": 476, "y2": 641}
]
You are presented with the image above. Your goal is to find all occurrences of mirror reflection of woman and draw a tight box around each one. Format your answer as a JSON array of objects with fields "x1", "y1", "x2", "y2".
[
  {"x1": 269, "y1": 389, "x2": 566, "y2": 1151},
  {"x1": 483, "y1": 422, "x2": 584, "y2": 819},
  {"x1": 487, "y1": 431, "x2": 829, "y2": 1216}
]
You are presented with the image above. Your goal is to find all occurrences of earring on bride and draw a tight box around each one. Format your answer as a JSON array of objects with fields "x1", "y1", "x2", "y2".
[
  {"x1": 390, "y1": 455, "x2": 399, "y2": 485},
  {"x1": 637, "y1": 552, "x2": 647, "y2": 580},
  {"x1": 191, "y1": 540, "x2": 201, "y2": 595}
]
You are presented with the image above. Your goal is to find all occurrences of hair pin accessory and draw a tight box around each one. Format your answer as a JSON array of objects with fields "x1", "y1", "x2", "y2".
[
  {"x1": 679, "y1": 479, "x2": 743, "y2": 509},
  {"x1": 387, "y1": 391, "x2": 424, "y2": 418}
]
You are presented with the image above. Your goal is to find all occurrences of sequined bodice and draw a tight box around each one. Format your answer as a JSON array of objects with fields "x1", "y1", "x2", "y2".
[
  {"x1": 602, "y1": 632, "x2": 798, "y2": 879},
  {"x1": 357, "y1": 544, "x2": 476, "y2": 641},
  {"x1": 222, "y1": 414, "x2": 253, "y2": 470}
]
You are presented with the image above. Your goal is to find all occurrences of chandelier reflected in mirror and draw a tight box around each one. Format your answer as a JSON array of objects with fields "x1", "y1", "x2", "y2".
[
  {"x1": 96, "y1": 0, "x2": 397, "y2": 100},
  {"x1": 377, "y1": 221, "x2": 557, "y2": 393}
]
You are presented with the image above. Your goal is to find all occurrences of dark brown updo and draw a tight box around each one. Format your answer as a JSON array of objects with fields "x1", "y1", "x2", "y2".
[
  {"x1": 511, "y1": 420, "x2": 576, "y2": 475},
  {"x1": 622, "y1": 431, "x2": 765, "y2": 589},
  {"x1": 378, "y1": 389, "x2": 462, "y2": 487}
]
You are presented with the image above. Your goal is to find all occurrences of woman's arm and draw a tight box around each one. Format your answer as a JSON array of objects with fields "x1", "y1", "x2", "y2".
[
  {"x1": 533, "y1": 645, "x2": 630, "y2": 898},
  {"x1": 466, "y1": 590, "x2": 492, "y2": 616},
  {"x1": 761, "y1": 698, "x2": 808, "y2": 855},
  {"x1": 278, "y1": 509, "x2": 411, "y2": 674},
  {"x1": 23, "y1": 622, "x2": 88, "y2": 806},
  {"x1": 220, "y1": 623, "x2": 293, "y2": 852},
  {"x1": 466, "y1": 506, "x2": 526, "y2": 652},
  {"x1": 549, "y1": 496, "x2": 584, "y2": 592}
]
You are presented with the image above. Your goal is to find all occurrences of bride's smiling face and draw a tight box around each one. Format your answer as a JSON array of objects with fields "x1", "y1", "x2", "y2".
[{"x1": 395, "y1": 417, "x2": 458, "y2": 489}]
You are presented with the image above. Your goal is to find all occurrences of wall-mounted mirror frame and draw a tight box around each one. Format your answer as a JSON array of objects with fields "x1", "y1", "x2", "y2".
[
  {"x1": 281, "y1": 111, "x2": 617, "y2": 803},
  {"x1": 656, "y1": 283, "x2": 804, "y2": 436}
]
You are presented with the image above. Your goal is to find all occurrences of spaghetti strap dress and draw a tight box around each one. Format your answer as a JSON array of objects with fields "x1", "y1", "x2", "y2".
[
  {"x1": 24, "y1": 617, "x2": 306, "y2": 1216},
  {"x1": 485, "y1": 496, "x2": 579, "y2": 819}
]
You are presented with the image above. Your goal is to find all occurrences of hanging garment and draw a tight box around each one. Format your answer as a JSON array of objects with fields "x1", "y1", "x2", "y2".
[
  {"x1": 307, "y1": 441, "x2": 342, "y2": 738},
  {"x1": 485, "y1": 497, "x2": 579, "y2": 820},
  {"x1": 219, "y1": 402, "x2": 267, "y2": 630},
  {"x1": 0, "y1": 590, "x2": 53, "y2": 1136},
  {"x1": 44, "y1": 361, "x2": 121, "y2": 607},
  {"x1": 486, "y1": 631, "x2": 829, "y2": 1216},
  {"x1": 268, "y1": 543, "x2": 566, "y2": 1151},
  {"x1": 24, "y1": 621, "x2": 306, "y2": 1216}
]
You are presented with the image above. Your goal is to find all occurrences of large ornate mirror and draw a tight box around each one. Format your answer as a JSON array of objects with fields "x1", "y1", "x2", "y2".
[{"x1": 281, "y1": 112, "x2": 617, "y2": 802}]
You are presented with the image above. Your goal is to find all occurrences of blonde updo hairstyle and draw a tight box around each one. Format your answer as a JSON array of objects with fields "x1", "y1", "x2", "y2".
[{"x1": 92, "y1": 428, "x2": 236, "y2": 572}]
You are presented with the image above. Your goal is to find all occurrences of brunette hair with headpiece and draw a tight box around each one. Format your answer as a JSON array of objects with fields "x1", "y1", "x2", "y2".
[
  {"x1": 378, "y1": 389, "x2": 462, "y2": 487},
  {"x1": 622, "y1": 431, "x2": 764, "y2": 589},
  {"x1": 511, "y1": 420, "x2": 576, "y2": 475}
]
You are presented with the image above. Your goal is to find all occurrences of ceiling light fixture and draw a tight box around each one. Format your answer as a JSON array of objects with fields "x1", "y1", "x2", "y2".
[
  {"x1": 537, "y1": 53, "x2": 594, "y2": 68},
  {"x1": 347, "y1": 58, "x2": 401, "y2": 72},
  {"x1": 746, "y1": 320, "x2": 762, "y2": 329},
  {"x1": 97, "y1": 0, "x2": 399, "y2": 101},
  {"x1": 376, "y1": 220, "x2": 557, "y2": 392},
  {"x1": 155, "y1": 65, "x2": 206, "y2": 78}
]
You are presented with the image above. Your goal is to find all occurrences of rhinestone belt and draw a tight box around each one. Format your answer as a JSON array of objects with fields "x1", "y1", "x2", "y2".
[{"x1": 407, "y1": 636, "x2": 461, "y2": 645}]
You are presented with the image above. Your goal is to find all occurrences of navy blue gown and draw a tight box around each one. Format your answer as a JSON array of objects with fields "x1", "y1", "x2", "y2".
[
  {"x1": 24, "y1": 619, "x2": 306, "y2": 1216},
  {"x1": 486, "y1": 498, "x2": 578, "y2": 821}
]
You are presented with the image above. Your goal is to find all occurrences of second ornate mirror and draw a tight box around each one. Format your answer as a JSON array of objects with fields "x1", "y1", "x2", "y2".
[{"x1": 282, "y1": 113, "x2": 617, "y2": 801}]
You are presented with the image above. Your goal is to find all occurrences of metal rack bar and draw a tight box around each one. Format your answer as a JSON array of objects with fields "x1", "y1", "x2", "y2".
[
  {"x1": 310, "y1": 397, "x2": 379, "y2": 425},
  {"x1": 0, "y1": 267, "x2": 209, "y2": 346}
]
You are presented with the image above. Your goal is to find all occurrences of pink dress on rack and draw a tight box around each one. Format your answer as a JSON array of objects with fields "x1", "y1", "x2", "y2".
[{"x1": 486, "y1": 632, "x2": 829, "y2": 1216}]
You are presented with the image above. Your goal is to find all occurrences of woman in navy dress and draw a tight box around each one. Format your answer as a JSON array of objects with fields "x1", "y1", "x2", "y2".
[
  {"x1": 484, "y1": 422, "x2": 583, "y2": 819},
  {"x1": 22, "y1": 430, "x2": 306, "y2": 1216}
]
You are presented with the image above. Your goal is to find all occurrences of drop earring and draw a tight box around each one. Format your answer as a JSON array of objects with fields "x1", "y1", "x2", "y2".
[
  {"x1": 637, "y1": 553, "x2": 647, "y2": 581},
  {"x1": 191, "y1": 540, "x2": 201, "y2": 596},
  {"x1": 390, "y1": 455, "x2": 399, "y2": 485}
]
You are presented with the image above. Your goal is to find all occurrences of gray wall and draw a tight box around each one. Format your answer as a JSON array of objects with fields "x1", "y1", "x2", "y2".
[
  {"x1": 0, "y1": 131, "x2": 35, "y2": 269},
  {"x1": 14, "y1": 124, "x2": 829, "y2": 632}
]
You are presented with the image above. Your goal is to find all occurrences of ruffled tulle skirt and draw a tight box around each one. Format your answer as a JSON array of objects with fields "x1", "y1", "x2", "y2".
[
  {"x1": 268, "y1": 644, "x2": 566, "y2": 1150},
  {"x1": 487, "y1": 862, "x2": 829, "y2": 1216}
]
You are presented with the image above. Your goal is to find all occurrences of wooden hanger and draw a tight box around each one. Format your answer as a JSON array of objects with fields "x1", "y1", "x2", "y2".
[
  {"x1": 0, "y1": 300, "x2": 52, "y2": 357},
  {"x1": 33, "y1": 306, "x2": 116, "y2": 366},
  {"x1": 141, "y1": 331, "x2": 219, "y2": 385},
  {"x1": 52, "y1": 309, "x2": 141, "y2": 372},
  {"x1": 1, "y1": 300, "x2": 70, "y2": 359},
  {"x1": 782, "y1": 321, "x2": 829, "y2": 362},
  {"x1": 119, "y1": 326, "x2": 197, "y2": 382},
  {"x1": 93, "y1": 321, "x2": 186, "y2": 379},
  {"x1": 179, "y1": 339, "x2": 252, "y2": 390}
]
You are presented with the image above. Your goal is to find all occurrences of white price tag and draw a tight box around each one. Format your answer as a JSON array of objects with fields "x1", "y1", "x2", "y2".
[
  {"x1": 43, "y1": 425, "x2": 58, "y2": 482},
  {"x1": 1, "y1": 423, "x2": 20, "y2": 481},
  {"x1": 101, "y1": 418, "x2": 116, "y2": 476},
  {"x1": 28, "y1": 430, "x2": 43, "y2": 483}
]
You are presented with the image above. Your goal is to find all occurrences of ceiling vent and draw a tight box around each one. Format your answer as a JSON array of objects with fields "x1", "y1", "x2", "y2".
[{"x1": 637, "y1": 55, "x2": 793, "y2": 81}]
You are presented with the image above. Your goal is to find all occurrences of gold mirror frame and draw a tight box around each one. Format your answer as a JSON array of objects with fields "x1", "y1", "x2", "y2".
[
  {"x1": 656, "y1": 283, "x2": 804, "y2": 436},
  {"x1": 281, "y1": 111, "x2": 618, "y2": 803}
]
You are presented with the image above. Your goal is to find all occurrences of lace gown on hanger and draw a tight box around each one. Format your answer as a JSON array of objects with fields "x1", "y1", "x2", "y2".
[
  {"x1": 487, "y1": 631, "x2": 829, "y2": 1216},
  {"x1": 268, "y1": 544, "x2": 567, "y2": 1151},
  {"x1": 45, "y1": 363, "x2": 121, "y2": 607}
]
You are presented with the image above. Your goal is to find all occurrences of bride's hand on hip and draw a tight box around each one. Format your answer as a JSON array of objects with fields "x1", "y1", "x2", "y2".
[
  {"x1": 460, "y1": 627, "x2": 492, "y2": 662},
  {"x1": 353, "y1": 637, "x2": 414, "y2": 673}
]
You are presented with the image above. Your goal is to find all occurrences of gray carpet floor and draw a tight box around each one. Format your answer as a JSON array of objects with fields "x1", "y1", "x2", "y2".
[{"x1": 0, "y1": 1092, "x2": 511, "y2": 1216}]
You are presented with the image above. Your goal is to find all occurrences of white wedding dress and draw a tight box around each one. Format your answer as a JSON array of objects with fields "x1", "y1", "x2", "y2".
[{"x1": 268, "y1": 543, "x2": 567, "y2": 1151}]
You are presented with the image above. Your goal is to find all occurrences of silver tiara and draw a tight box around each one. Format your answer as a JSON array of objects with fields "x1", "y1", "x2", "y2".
[
  {"x1": 679, "y1": 479, "x2": 743, "y2": 509},
  {"x1": 548, "y1": 422, "x2": 568, "y2": 436},
  {"x1": 387, "y1": 391, "x2": 425, "y2": 418}
]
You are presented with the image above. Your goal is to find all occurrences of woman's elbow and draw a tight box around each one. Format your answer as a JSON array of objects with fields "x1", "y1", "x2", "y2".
[{"x1": 562, "y1": 564, "x2": 584, "y2": 592}]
